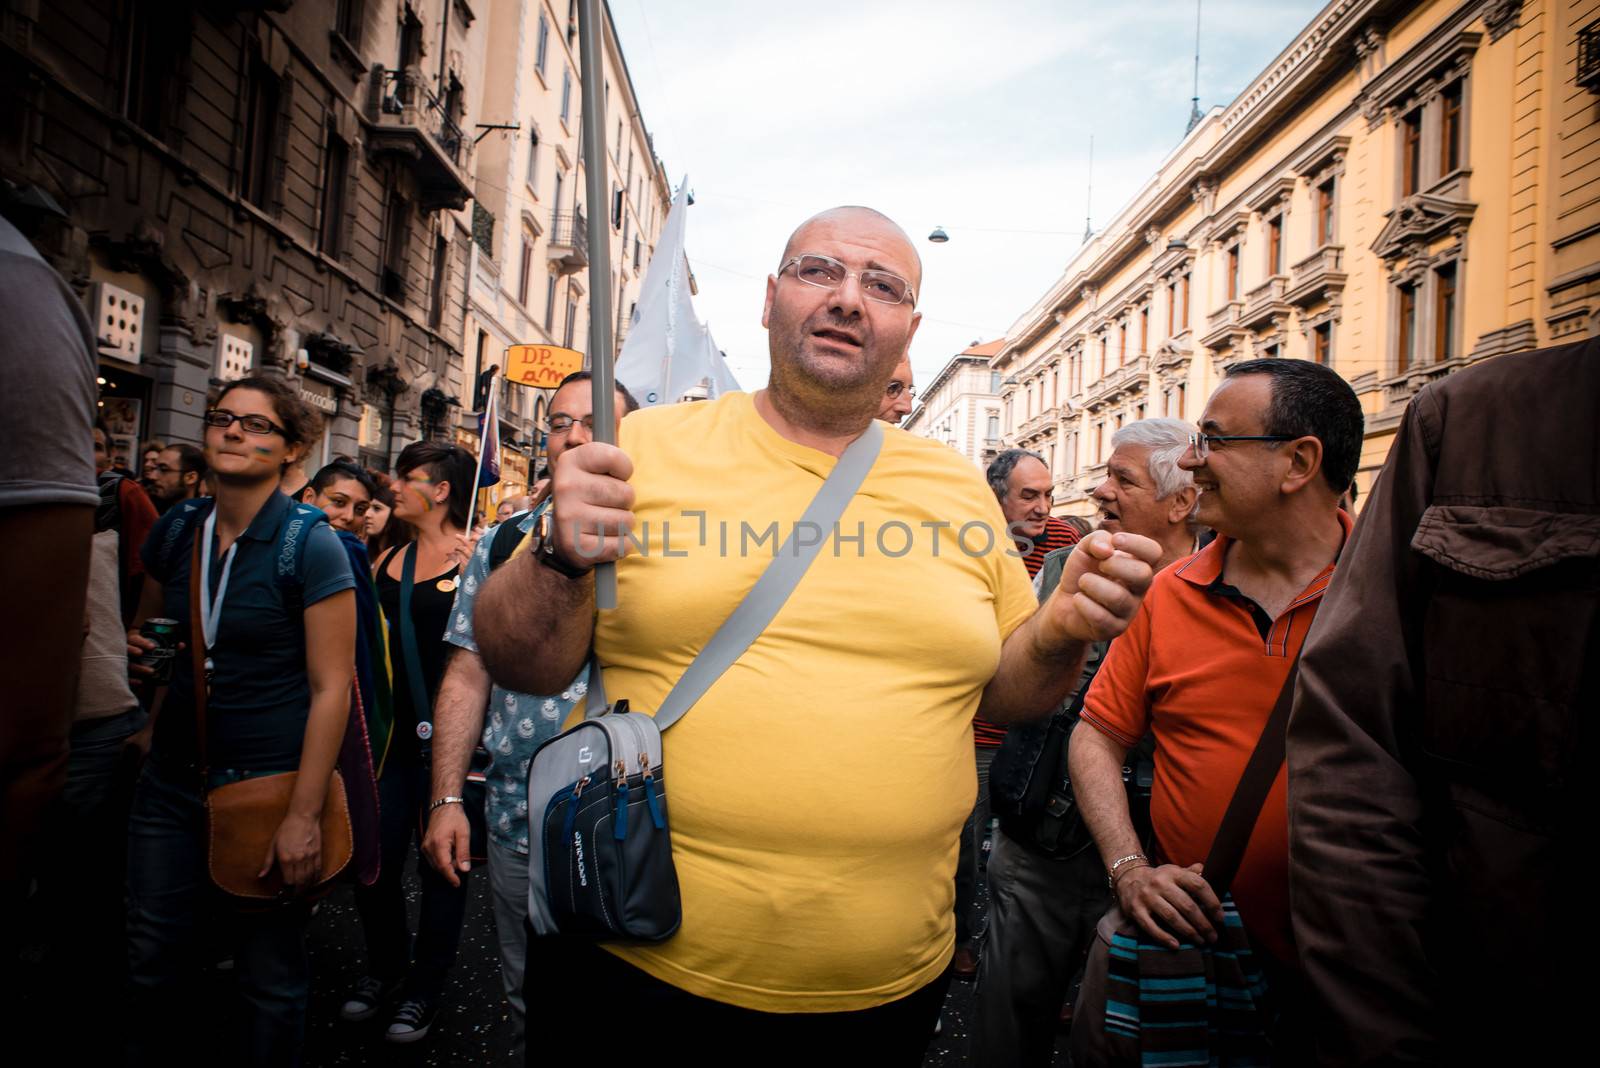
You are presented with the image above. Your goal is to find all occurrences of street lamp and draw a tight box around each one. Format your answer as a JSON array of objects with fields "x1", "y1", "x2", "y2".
[{"x1": 927, "y1": 226, "x2": 949, "y2": 243}]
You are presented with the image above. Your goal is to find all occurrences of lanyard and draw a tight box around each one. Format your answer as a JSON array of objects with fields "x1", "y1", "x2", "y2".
[{"x1": 199, "y1": 507, "x2": 239, "y2": 654}]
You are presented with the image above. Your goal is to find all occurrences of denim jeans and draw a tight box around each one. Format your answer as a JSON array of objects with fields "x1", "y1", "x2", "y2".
[
  {"x1": 351, "y1": 760, "x2": 470, "y2": 1002},
  {"x1": 953, "y1": 746, "x2": 996, "y2": 946},
  {"x1": 487, "y1": 837, "x2": 529, "y2": 1060},
  {"x1": 125, "y1": 760, "x2": 312, "y2": 1067}
]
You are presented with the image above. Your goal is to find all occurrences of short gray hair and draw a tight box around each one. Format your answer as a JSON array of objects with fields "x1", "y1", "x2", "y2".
[
  {"x1": 1110, "y1": 418, "x2": 1197, "y2": 500},
  {"x1": 986, "y1": 448, "x2": 1046, "y2": 503}
]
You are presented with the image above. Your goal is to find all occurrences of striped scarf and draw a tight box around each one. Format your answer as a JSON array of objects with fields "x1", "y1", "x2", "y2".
[{"x1": 1104, "y1": 894, "x2": 1272, "y2": 1066}]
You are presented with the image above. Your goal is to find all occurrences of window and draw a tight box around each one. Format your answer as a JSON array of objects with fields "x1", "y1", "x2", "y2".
[
  {"x1": 1166, "y1": 280, "x2": 1177, "y2": 336},
  {"x1": 525, "y1": 127, "x2": 539, "y2": 187},
  {"x1": 1434, "y1": 262, "x2": 1457, "y2": 362},
  {"x1": 544, "y1": 275, "x2": 557, "y2": 332},
  {"x1": 1267, "y1": 216, "x2": 1283, "y2": 276},
  {"x1": 535, "y1": 11, "x2": 549, "y2": 75},
  {"x1": 563, "y1": 295, "x2": 578, "y2": 347},
  {"x1": 1094, "y1": 422, "x2": 1104, "y2": 463},
  {"x1": 1138, "y1": 306, "x2": 1148, "y2": 354},
  {"x1": 1180, "y1": 272, "x2": 1191, "y2": 328},
  {"x1": 560, "y1": 68, "x2": 572, "y2": 124},
  {"x1": 318, "y1": 134, "x2": 349, "y2": 258},
  {"x1": 1064, "y1": 432, "x2": 1077, "y2": 474},
  {"x1": 1263, "y1": 343, "x2": 1281, "y2": 360},
  {"x1": 989, "y1": 371, "x2": 1001, "y2": 393},
  {"x1": 334, "y1": 0, "x2": 363, "y2": 44},
  {"x1": 1226, "y1": 244, "x2": 1241, "y2": 302},
  {"x1": 1396, "y1": 282, "x2": 1417, "y2": 373},
  {"x1": 553, "y1": 169, "x2": 564, "y2": 212},
  {"x1": 633, "y1": 237, "x2": 641, "y2": 270},
  {"x1": 429, "y1": 235, "x2": 448, "y2": 329},
  {"x1": 240, "y1": 56, "x2": 281, "y2": 210},
  {"x1": 122, "y1": 2, "x2": 188, "y2": 138},
  {"x1": 397, "y1": 8, "x2": 421, "y2": 72},
  {"x1": 1316, "y1": 179, "x2": 1336, "y2": 246},
  {"x1": 1313, "y1": 322, "x2": 1332, "y2": 365},
  {"x1": 1175, "y1": 384, "x2": 1186, "y2": 418},
  {"x1": 1401, "y1": 108, "x2": 1422, "y2": 197},
  {"x1": 382, "y1": 190, "x2": 409, "y2": 299},
  {"x1": 517, "y1": 231, "x2": 533, "y2": 306},
  {"x1": 1441, "y1": 82, "x2": 1462, "y2": 174},
  {"x1": 987, "y1": 414, "x2": 1000, "y2": 441},
  {"x1": 1117, "y1": 321, "x2": 1127, "y2": 366}
]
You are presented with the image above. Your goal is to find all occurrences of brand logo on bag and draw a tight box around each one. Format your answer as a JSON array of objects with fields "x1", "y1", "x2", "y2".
[
  {"x1": 577, "y1": 746, "x2": 593, "y2": 765},
  {"x1": 573, "y1": 831, "x2": 587, "y2": 887}
]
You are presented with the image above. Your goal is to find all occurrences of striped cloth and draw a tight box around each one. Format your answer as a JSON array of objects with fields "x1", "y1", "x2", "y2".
[
  {"x1": 974, "y1": 518, "x2": 1083, "y2": 748},
  {"x1": 1103, "y1": 894, "x2": 1272, "y2": 1066}
]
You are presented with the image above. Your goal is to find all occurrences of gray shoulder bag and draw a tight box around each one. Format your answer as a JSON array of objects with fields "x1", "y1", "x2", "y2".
[{"x1": 525, "y1": 420, "x2": 883, "y2": 941}]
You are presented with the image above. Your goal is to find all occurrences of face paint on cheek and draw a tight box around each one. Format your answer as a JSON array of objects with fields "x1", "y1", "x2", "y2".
[{"x1": 413, "y1": 486, "x2": 434, "y2": 511}]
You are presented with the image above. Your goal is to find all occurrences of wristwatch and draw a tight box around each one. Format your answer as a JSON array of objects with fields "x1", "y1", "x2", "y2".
[{"x1": 535, "y1": 506, "x2": 593, "y2": 580}]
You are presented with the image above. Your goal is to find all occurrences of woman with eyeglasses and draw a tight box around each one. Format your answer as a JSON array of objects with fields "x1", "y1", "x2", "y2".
[
  {"x1": 343, "y1": 441, "x2": 478, "y2": 1044},
  {"x1": 124, "y1": 376, "x2": 356, "y2": 1066}
]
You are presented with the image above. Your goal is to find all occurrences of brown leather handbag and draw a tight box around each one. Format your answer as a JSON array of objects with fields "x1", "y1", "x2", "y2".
[{"x1": 189, "y1": 527, "x2": 352, "y2": 900}]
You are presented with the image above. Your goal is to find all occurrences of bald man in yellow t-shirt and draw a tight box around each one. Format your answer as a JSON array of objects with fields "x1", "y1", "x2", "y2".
[{"x1": 475, "y1": 206, "x2": 1161, "y2": 1059}]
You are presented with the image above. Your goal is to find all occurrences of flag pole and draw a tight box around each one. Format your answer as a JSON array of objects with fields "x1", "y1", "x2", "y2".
[
  {"x1": 578, "y1": 0, "x2": 617, "y2": 609},
  {"x1": 467, "y1": 366, "x2": 496, "y2": 530}
]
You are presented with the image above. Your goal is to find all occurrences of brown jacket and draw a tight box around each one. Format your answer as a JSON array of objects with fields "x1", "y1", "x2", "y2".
[{"x1": 1287, "y1": 340, "x2": 1598, "y2": 1064}]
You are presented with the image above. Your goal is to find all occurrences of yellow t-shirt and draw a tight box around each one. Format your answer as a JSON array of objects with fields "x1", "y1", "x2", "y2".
[{"x1": 586, "y1": 391, "x2": 1036, "y2": 1012}]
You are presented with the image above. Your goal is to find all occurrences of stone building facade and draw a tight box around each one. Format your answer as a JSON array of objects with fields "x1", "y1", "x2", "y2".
[
  {"x1": 902, "y1": 339, "x2": 1007, "y2": 469},
  {"x1": 994, "y1": 0, "x2": 1600, "y2": 516},
  {"x1": 2, "y1": 0, "x2": 670, "y2": 489},
  {"x1": 461, "y1": 0, "x2": 673, "y2": 501}
]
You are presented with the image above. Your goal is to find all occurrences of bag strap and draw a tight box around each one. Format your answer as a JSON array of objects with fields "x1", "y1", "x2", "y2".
[
  {"x1": 396, "y1": 541, "x2": 433, "y2": 735},
  {"x1": 1200, "y1": 655, "x2": 1301, "y2": 895},
  {"x1": 189, "y1": 529, "x2": 210, "y2": 781},
  {"x1": 589, "y1": 419, "x2": 884, "y2": 730},
  {"x1": 488, "y1": 508, "x2": 538, "y2": 573}
]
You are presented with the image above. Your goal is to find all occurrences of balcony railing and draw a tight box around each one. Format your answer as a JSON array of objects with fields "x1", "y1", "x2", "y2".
[
  {"x1": 1240, "y1": 275, "x2": 1290, "y2": 331},
  {"x1": 1286, "y1": 244, "x2": 1347, "y2": 309},
  {"x1": 547, "y1": 210, "x2": 589, "y2": 274},
  {"x1": 1580, "y1": 20, "x2": 1600, "y2": 93},
  {"x1": 368, "y1": 65, "x2": 472, "y2": 211}
]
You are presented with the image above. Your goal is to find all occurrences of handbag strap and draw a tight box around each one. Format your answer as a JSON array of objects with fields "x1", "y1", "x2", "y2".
[
  {"x1": 189, "y1": 528, "x2": 210, "y2": 779},
  {"x1": 1200, "y1": 655, "x2": 1301, "y2": 895},
  {"x1": 590, "y1": 418, "x2": 884, "y2": 729},
  {"x1": 396, "y1": 541, "x2": 433, "y2": 734}
]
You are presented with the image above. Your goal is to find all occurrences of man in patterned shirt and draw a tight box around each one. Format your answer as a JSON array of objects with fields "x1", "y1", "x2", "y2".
[{"x1": 421, "y1": 371, "x2": 634, "y2": 1054}]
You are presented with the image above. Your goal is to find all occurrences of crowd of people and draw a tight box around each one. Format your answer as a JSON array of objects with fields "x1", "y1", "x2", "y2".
[{"x1": 2, "y1": 201, "x2": 1587, "y2": 1066}]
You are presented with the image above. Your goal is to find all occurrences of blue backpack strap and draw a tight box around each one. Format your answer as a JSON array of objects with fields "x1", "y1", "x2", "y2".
[
  {"x1": 273, "y1": 502, "x2": 330, "y2": 604},
  {"x1": 152, "y1": 498, "x2": 214, "y2": 579}
]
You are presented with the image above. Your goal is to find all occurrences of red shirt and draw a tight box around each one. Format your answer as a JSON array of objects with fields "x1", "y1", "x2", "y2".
[{"x1": 1080, "y1": 509, "x2": 1351, "y2": 966}]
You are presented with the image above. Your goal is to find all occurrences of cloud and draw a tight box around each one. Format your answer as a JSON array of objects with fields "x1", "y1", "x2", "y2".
[{"x1": 611, "y1": 0, "x2": 1326, "y2": 390}]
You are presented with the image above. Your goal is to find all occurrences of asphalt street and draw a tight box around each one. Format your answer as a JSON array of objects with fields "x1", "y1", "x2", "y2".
[{"x1": 301, "y1": 849, "x2": 1074, "y2": 1066}]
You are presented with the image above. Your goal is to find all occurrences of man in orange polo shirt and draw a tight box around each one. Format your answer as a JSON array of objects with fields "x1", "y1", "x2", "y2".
[{"x1": 1069, "y1": 358, "x2": 1361, "y2": 990}]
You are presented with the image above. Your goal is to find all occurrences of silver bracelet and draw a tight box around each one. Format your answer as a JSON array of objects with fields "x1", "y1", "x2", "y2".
[
  {"x1": 1107, "y1": 852, "x2": 1150, "y2": 888},
  {"x1": 428, "y1": 795, "x2": 467, "y2": 813}
]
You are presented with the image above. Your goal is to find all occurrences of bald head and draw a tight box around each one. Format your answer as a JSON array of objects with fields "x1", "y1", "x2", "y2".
[{"x1": 781, "y1": 206, "x2": 922, "y2": 291}]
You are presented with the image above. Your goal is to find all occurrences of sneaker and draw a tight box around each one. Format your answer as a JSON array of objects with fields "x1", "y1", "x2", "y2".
[
  {"x1": 339, "y1": 975, "x2": 394, "y2": 1024},
  {"x1": 384, "y1": 997, "x2": 438, "y2": 1044}
]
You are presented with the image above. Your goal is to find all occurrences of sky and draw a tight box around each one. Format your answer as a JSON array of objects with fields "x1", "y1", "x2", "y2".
[{"x1": 608, "y1": 0, "x2": 1330, "y2": 394}]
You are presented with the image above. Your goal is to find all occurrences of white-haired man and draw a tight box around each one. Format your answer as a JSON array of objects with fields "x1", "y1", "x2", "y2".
[{"x1": 976, "y1": 418, "x2": 1198, "y2": 1065}]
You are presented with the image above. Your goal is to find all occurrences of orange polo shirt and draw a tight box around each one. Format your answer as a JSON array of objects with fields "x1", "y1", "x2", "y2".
[{"x1": 1080, "y1": 510, "x2": 1351, "y2": 967}]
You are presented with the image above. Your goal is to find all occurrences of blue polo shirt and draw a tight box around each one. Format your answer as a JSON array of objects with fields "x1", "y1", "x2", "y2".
[{"x1": 141, "y1": 491, "x2": 355, "y2": 773}]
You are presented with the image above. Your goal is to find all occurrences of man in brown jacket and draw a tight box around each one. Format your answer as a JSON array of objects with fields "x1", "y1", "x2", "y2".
[{"x1": 1287, "y1": 339, "x2": 1595, "y2": 1064}]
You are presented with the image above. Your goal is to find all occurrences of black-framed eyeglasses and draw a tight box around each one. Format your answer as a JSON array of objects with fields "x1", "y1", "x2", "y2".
[
  {"x1": 546, "y1": 414, "x2": 595, "y2": 435},
  {"x1": 884, "y1": 381, "x2": 915, "y2": 400},
  {"x1": 779, "y1": 253, "x2": 916, "y2": 306},
  {"x1": 204, "y1": 409, "x2": 286, "y2": 437},
  {"x1": 1188, "y1": 432, "x2": 1296, "y2": 461}
]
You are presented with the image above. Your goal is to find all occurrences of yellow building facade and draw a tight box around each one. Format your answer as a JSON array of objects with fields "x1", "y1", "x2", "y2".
[{"x1": 995, "y1": 0, "x2": 1600, "y2": 515}]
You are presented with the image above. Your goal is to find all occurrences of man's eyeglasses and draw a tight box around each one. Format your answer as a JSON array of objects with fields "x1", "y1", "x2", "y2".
[
  {"x1": 546, "y1": 415, "x2": 595, "y2": 434},
  {"x1": 1187, "y1": 432, "x2": 1296, "y2": 461},
  {"x1": 779, "y1": 253, "x2": 916, "y2": 307},
  {"x1": 204, "y1": 409, "x2": 286, "y2": 437},
  {"x1": 884, "y1": 381, "x2": 915, "y2": 400},
  {"x1": 148, "y1": 462, "x2": 177, "y2": 475}
]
